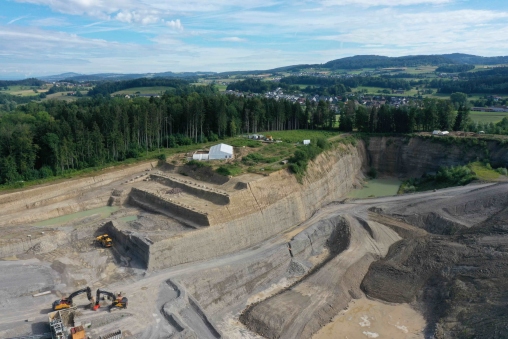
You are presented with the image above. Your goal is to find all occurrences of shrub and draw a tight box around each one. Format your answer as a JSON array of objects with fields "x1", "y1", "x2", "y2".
[
  {"x1": 367, "y1": 168, "x2": 378, "y2": 179},
  {"x1": 496, "y1": 167, "x2": 508, "y2": 176}
]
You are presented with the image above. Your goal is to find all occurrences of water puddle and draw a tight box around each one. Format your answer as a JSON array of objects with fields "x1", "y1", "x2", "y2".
[
  {"x1": 348, "y1": 178, "x2": 401, "y2": 199},
  {"x1": 119, "y1": 215, "x2": 138, "y2": 222},
  {"x1": 34, "y1": 206, "x2": 119, "y2": 227}
]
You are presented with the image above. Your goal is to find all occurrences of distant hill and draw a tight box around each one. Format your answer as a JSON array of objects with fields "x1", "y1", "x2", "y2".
[
  {"x1": 37, "y1": 71, "x2": 216, "y2": 82},
  {"x1": 37, "y1": 72, "x2": 83, "y2": 82},
  {"x1": 322, "y1": 55, "x2": 452, "y2": 69},
  {"x1": 440, "y1": 53, "x2": 508, "y2": 65},
  {"x1": 0, "y1": 78, "x2": 47, "y2": 87},
  {"x1": 26, "y1": 53, "x2": 508, "y2": 84}
]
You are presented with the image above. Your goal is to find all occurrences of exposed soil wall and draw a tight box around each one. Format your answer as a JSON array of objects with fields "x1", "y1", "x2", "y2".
[
  {"x1": 104, "y1": 220, "x2": 151, "y2": 268},
  {"x1": 150, "y1": 173, "x2": 230, "y2": 205},
  {"x1": 146, "y1": 144, "x2": 364, "y2": 270},
  {"x1": 0, "y1": 160, "x2": 157, "y2": 226},
  {"x1": 129, "y1": 188, "x2": 210, "y2": 227},
  {"x1": 366, "y1": 136, "x2": 508, "y2": 178}
]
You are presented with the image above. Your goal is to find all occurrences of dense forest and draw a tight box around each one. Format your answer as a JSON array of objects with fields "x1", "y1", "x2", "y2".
[
  {"x1": 88, "y1": 78, "x2": 192, "y2": 96},
  {"x1": 0, "y1": 78, "x2": 45, "y2": 88},
  {"x1": 0, "y1": 91, "x2": 312, "y2": 185},
  {"x1": 323, "y1": 55, "x2": 454, "y2": 70},
  {"x1": 438, "y1": 68, "x2": 508, "y2": 94},
  {"x1": 435, "y1": 64, "x2": 475, "y2": 73}
]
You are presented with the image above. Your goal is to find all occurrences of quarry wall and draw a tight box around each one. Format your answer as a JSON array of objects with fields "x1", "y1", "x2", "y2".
[
  {"x1": 146, "y1": 144, "x2": 364, "y2": 270},
  {"x1": 150, "y1": 173, "x2": 230, "y2": 205},
  {"x1": 0, "y1": 160, "x2": 158, "y2": 226},
  {"x1": 366, "y1": 136, "x2": 508, "y2": 178},
  {"x1": 129, "y1": 187, "x2": 210, "y2": 227}
]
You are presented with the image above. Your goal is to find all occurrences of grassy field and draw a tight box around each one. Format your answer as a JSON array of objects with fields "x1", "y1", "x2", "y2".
[
  {"x1": 41, "y1": 92, "x2": 83, "y2": 102},
  {"x1": 354, "y1": 86, "x2": 419, "y2": 97},
  {"x1": 469, "y1": 111, "x2": 508, "y2": 124},
  {"x1": 0, "y1": 85, "x2": 50, "y2": 96},
  {"x1": 264, "y1": 130, "x2": 340, "y2": 143},
  {"x1": 112, "y1": 86, "x2": 176, "y2": 95},
  {"x1": 469, "y1": 162, "x2": 505, "y2": 181}
]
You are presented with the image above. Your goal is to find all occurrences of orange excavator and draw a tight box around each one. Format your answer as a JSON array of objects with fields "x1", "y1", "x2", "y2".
[
  {"x1": 52, "y1": 287, "x2": 94, "y2": 311},
  {"x1": 93, "y1": 289, "x2": 128, "y2": 311}
]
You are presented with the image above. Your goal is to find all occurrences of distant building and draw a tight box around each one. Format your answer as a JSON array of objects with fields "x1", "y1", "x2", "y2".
[{"x1": 303, "y1": 140, "x2": 311, "y2": 145}]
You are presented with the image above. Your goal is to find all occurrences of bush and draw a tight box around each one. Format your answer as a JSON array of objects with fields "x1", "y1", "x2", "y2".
[
  {"x1": 367, "y1": 168, "x2": 378, "y2": 179},
  {"x1": 216, "y1": 164, "x2": 242, "y2": 176},
  {"x1": 187, "y1": 160, "x2": 210, "y2": 168},
  {"x1": 496, "y1": 167, "x2": 508, "y2": 176}
]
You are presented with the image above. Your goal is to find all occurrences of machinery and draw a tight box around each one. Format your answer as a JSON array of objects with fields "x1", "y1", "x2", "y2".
[
  {"x1": 52, "y1": 287, "x2": 93, "y2": 311},
  {"x1": 96, "y1": 234, "x2": 113, "y2": 248},
  {"x1": 93, "y1": 289, "x2": 128, "y2": 311}
]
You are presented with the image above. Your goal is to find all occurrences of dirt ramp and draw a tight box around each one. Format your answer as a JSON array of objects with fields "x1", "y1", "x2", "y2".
[
  {"x1": 240, "y1": 215, "x2": 400, "y2": 339},
  {"x1": 385, "y1": 183, "x2": 508, "y2": 234}
]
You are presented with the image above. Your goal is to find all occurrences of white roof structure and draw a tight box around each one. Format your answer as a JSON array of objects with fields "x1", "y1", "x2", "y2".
[
  {"x1": 303, "y1": 140, "x2": 311, "y2": 145},
  {"x1": 193, "y1": 153, "x2": 209, "y2": 161},
  {"x1": 209, "y1": 143, "x2": 234, "y2": 160}
]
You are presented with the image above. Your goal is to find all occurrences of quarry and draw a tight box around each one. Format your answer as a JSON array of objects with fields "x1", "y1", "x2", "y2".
[{"x1": 1, "y1": 135, "x2": 508, "y2": 339}]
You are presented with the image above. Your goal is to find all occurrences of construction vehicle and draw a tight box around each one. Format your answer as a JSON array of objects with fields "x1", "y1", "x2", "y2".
[
  {"x1": 96, "y1": 234, "x2": 113, "y2": 248},
  {"x1": 52, "y1": 287, "x2": 94, "y2": 311},
  {"x1": 93, "y1": 289, "x2": 128, "y2": 311},
  {"x1": 70, "y1": 326, "x2": 86, "y2": 339}
]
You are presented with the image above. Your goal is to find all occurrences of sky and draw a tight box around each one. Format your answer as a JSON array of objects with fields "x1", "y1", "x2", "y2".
[{"x1": 1, "y1": 0, "x2": 508, "y2": 79}]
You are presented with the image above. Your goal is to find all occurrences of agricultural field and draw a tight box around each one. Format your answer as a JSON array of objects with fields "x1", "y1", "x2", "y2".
[
  {"x1": 469, "y1": 111, "x2": 508, "y2": 124},
  {"x1": 112, "y1": 86, "x2": 176, "y2": 96},
  {"x1": 42, "y1": 92, "x2": 84, "y2": 102},
  {"x1": 354, "y1": 86, "x2": 419, "y2": 97},
  {"x1": 0, "y1": 85, "x2": 50, "y2": 96}
]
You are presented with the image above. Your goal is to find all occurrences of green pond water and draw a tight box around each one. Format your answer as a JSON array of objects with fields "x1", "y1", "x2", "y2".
[
  {"x1": 347, "y1": 178, "x2": 402, "y2": 199},
  {"x1": 119, "y1": 215, "x2": 138, "y2": 222},
  {"x1": 34, "y1": 206, "x2": 120, "y2": 227}
]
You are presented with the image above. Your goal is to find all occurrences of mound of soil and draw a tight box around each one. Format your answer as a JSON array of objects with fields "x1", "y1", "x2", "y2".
[{"x1": 362, "y1": 201, "x2": 508, "y2": 338}]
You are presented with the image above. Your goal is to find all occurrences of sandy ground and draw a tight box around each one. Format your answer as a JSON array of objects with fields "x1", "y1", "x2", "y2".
[
  {"x1": 313, "y1": 298, "x2": 425, "y2": 339},
  {"x1": 0, "y1": 181, "x2": 501, "y2": 339}
]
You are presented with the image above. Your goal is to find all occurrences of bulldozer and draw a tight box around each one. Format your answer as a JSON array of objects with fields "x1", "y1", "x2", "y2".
[
  {"x1": 52, "y1": 286, "x2": 94, "y2": 311},
  {"x1": 93, "y1": 289, "x2": 128, "y2": 311},
  {"x1": 96, "y1": 234, "x2": 112, "y2": 248}
]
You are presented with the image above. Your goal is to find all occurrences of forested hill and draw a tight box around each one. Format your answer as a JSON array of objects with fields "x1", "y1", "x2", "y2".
[
  {"x1": 323, "y1": 55, "x2": 452, "y2": 69},
  {"x1": 88, "y1": 78, "x2": 192, "y2": 96},
  {"x1": 0, "y1": 78, "x2": 46, "y2": 88}
]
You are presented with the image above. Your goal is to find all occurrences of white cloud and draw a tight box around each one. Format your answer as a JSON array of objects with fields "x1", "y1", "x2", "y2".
[
  {"x1": 30, "y1": 17, "x2": 70, "y2": 27},
  {"x1": 165, "y1": 19, "x2": 183, "y2": 31},
  {"x1": 220, "y1": 37, "x2": 246, "y2": 42},
  {"x1": 7, "y1": 15, "x2": 29, "y2": 25},
  {"x1": 319, "y1": 0, "x2": 452, "y2": 7}
]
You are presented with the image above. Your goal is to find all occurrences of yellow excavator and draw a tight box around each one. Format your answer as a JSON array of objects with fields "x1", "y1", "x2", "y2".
[
  {"x1": 52, "y1": 287, "x2": 94, "y2": 311},
  {"x1": 96, "y1": 234, "x2": 112, "y2": 248},
  {"x1": 93, "y1": 289, "x2": 128, "y2": 311}
]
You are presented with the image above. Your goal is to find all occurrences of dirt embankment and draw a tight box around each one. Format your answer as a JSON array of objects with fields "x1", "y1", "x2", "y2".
[
  {"x1": 240, "y1": 214, "x2": 401, "y2": 339},
  {"x1": 361, "y1": 182, "x2": 508, "y2": 338}
]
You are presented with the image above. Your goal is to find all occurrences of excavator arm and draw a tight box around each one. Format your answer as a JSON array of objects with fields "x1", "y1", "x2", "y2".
[{"x1": 52, "y1": 286, "x2": 93, "y2": 311}]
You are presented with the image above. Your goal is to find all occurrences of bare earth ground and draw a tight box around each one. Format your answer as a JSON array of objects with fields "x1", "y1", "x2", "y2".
[
  {"x1": 312, "y1": 297, "x2": 425, "y2": 339},
  {"x1": 0, "y1": 159, "x2": 506, "y2": 339}
]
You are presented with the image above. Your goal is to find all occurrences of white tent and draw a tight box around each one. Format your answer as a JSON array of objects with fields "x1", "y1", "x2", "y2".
[
  {"x1": 209, "y1": 143, "x2": 234, "y2": 160},
  {"x1": 303, "y1": 140, "x2": 311, "y2": 145},
  {"x1": 192, "y1": 153, "x2": 209, "y2": 161}
]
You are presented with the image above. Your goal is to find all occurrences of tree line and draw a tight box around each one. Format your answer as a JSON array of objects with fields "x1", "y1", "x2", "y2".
[
  {"x1": 338, "y1": 98, "x2": 472, "y2": 133},
  {"x1": 0, "y1": 91, "x2": 315, "y2": 185}
]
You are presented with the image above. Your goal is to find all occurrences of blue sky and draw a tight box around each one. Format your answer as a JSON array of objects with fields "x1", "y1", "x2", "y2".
[{"x1": 1, "y1": 0, "x2": 508, "y2": 79}]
